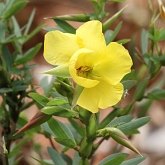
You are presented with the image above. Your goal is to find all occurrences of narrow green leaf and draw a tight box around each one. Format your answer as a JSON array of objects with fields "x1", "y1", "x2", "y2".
[
  {"x1": 72, "y1": 85, "x2": 84, "y2": 107},
  {"x1": 106, "y1": 22, "x2": 123, "y2": 44},
  {"x1": 104, "y1": 30, "x2": 113, "y2": 44},
  {"x1": 147, "y1": 89, "x2": 165, "y2": 100},
  {"x1": 138, "y1": 100, "x2": 152, "y2": 117},
  {"x1": 1, "y1": 45, "x2": 13, "y2": 71},
  {"x1": 29, "y1": 92, "x2": 49, "y2": 107},
  {"x1": 0, "y1": 21, "x2": 6, "y2": 42},
  {"x1": 117, "y1": 38, "x2": 130, "y2": 44},
  {"x1": 21, "y1": 24, "x2": 43, "y2": 44},
  {"x1": 24, "y1": 9, "x2": 36, "y2": 35},
  {"x1": 49, "y1": 14, "x2": 90, "y2": 22},
  {"x1": 55, "y1": 138, "x2": 76, "y2": 148},
  {"x1": 15, "y1": 43, "x2": 42, "y2": 65},
  {"x1": 118, "y1": 117, "x2": 150, "y2": 135},
  {"x1": 121, "y1": 156, "x2": 145, "y2": 165},
  {"x1": 41, "y1": 106, "x2": 78, "y2": 118},
  {"x1": 69, "y1": 119, "x2": 85, "y2": 137},
  {"x1": 79, "y1": 137, "x2": 93, "y2": 158},
  {"x1": 99, "y1": 109, "x2": 119, "y2": 129},
  {"x1": 134, "y1": 79, "x2": 148, "y2": 101},
  {"x1": 99, "y1": 153, "x2": 128, "y2": 165},
  {"x1": 48, "y1": 118, "x2": 76, "y2": 147},
  {"x1": 54, "y1": 19, "x2": 76, "y2": 33},
  {"x1": 2, "y1": 0, "x2": 28, "y2": 20},
  {"x1": 43, "y1": 64, "x2": 69, "y2": 77},
  {"x1": 12, "y1": 16, "x2": 22, "y2": 38},
  {"x1": 122, "y1": 80, "x2": 137, "y2": 90},
  {"x1": 47, "y1": 147, "x2": 66, "y2": 165},
  {"x1": 47, "y1": 98, "x2": 68, "y2": 106},
  {"x1": 141, "y1": 29, "x2": 148, "y2": 55},
  {"x1": 103, "y1": 6, "x2": 126, "y2": 31},
  {"x1": 108, "y1": 115, "x2": 132, "y2": 127}
]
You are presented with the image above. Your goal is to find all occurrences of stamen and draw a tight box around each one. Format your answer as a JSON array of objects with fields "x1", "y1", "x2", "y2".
[{"x1": 76, "y1": 66, "x2": 92, "y2": 78}]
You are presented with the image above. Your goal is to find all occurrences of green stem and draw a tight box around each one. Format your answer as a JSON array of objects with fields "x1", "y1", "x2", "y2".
[{"x1": 80, "y1": 158, "x2": 90, "y2": 165}]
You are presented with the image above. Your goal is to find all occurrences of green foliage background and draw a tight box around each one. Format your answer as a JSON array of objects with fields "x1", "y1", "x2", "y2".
[{"x1": 0, "y1": 0, "x2": 165, "y2": 165}]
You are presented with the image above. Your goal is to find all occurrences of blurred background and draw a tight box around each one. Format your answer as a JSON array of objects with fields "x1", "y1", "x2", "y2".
[{"x1": 15, "y1": 0, "x2": 165, "y2": 165}]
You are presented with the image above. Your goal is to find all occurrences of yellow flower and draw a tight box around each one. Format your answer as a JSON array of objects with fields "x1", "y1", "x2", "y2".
[{"x1": 44, "y1": 20, "x2": 132, "y2": 113}]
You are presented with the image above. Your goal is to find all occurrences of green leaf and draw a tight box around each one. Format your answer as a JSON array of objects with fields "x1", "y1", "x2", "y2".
[
  {"x1": 108, "y1": 115, "x2": 132, "y2": 127},
  {"x1": 2, "y1": 0, "x2": 28, "y2": 20},
  {"x1": 47, "y1": 98, "x2": 68, "y2": 106},
  {"x1": 15, "y1": 43, "x2": 42, "y2": 65},
  {"x1": 99, "y1": 153, "x2": 128, "y2": 165},
  {"x1": 54, "y1": 19, "x2": 76, "y2": 33},
  {"x1": 24, "y1": 9, "x2": 36, "y2": 35},
  {"x1": 122, "y1": 80, "x2": 137, "y2": 90},
  {"x1": 121, "y1": 156, "x2": 145, "y2": 165},
  {"x1": 41, "y1": 106, "x2": 78, "y2": 118},
  {"x1": 69, "y1": 119, "x2": 85, "y2": 137},
  {"x1": 0, "y1": 21, "x2": 6, "y2": 42},
  {"x1": 105, "y1": 22, "x2": 123, "y2": 44},
  {"x1": 43, "y1": 64, "x2": 69, "y2": 77},
  {"x1": 147, "y1": 89, "x2": 165, "y2": 100},
  {"x1": 138, "y1": 100, "x2": 152, "y2": 117},
  {"x1": 144, "y1": 56, "x2": 161, "y2": 77},
  {"x1": 29, "y1": 92, "x2": 49, "y2": 107},
  {"x1": 118, "y1": 117, "x2": 150, "y2": 135},
  {"x1": 48, "y1": 118, "x2": 76, "y2": 148},
  {"x1": 20, "y1": 24, "x2": 43, "y2": 44},
  {"x1": 134, "y1": 79, "x2": 148, "y2": 101},
  {"x1": 141, "y1": 29, "x2": 148, "y2": 55},
  {"x1": 99, "y1": 109, "x2": 119, "y2": 129},
  {"x1": 12, "y1": 16, "x2": 22, "y2": 38},
  {"x1": 117, "y1": 38, "x2": 130, "y2": 44},
  {"x1": 1, "y1": 45, "x2": 13, "y2": 71},
  {"x1": 47, "y1": 147, "x2": 66, "y2": 165},
  {"x1": 103, "y1": 6, "x2": 126, "y2": 31},
  {"x1": 50, "y1": 14, "x2": 90, "y2": 22},
  {"x1": 55, "y1": 138, "x2": 77, "y2": 148}
]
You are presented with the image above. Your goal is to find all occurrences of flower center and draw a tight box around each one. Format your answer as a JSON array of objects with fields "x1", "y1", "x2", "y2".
[{"x1": 76, "y1": 66, "x2": 92, "y2": 78}]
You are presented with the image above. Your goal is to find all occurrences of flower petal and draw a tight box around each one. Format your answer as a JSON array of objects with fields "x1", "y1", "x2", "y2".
[
  {"x1": 76, "y1": 20, "x2": 106, "y2": 53},
  {"x1": 77, "y1": 82, "x2": 123, "y2": 113},
  {"x1": 93, "y1": 42, "x2": 133, "y2": 85},
  {"x1": 69, "y1": 48, "x2": 100, "y2": 88},
  {"x1": 44, "y1": 31, "x2": 80, "y2": 65}
]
